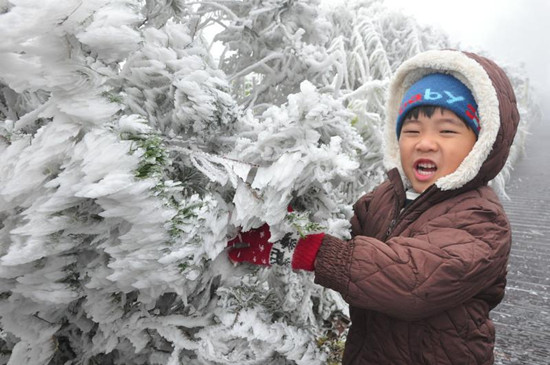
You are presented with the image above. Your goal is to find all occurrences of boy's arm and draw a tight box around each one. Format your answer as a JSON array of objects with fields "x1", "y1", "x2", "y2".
[
  {"x1": 226, "y1": 191, "x2": 376, "y2": 269},
  {"x1": 313, "y1": 206, "x2": 511, "y2": 321}
]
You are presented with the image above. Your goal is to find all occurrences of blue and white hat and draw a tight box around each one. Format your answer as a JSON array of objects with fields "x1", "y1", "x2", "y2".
[{"x1": 396, "y1": 73, "x2": 480, "y2": 138}]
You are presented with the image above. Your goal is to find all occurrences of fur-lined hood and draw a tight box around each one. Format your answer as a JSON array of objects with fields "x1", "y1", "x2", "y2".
[{"x1": 383, "y1": 50, "x2": 520, "y2": 191}]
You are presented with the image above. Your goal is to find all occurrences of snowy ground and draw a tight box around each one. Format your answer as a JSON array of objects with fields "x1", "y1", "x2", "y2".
[{"x1": 493, "y1": 116, "x2": 550, "y2": 364}]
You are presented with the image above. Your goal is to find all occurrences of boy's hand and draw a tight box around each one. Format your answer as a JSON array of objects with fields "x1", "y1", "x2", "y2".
[
  {"x1": 227, "y1": 224, "x2": 298, "y2": 267},
  {"x1": 227, "y1": 223, "x2": 272, "y2": 266}
]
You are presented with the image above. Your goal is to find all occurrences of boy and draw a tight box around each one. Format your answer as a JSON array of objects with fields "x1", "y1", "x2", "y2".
[{"x1": 228, "y1": 50, "x2": 520, "y2": 364}]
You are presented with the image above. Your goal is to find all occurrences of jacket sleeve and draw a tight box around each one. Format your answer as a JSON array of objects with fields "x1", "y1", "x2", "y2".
[{"x1": 313, "y1": 205, "x2": 511, "y2": 321}]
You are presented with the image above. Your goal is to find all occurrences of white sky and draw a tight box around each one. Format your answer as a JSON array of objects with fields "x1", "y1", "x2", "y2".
[{"x1": 381, "y1": 0, "x2": 550, "y2": 116}]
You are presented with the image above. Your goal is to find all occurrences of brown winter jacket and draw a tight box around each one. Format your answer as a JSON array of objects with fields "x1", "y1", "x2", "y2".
[{"x1": 314, "y1": 50, "x2": 520, "y2": 364}]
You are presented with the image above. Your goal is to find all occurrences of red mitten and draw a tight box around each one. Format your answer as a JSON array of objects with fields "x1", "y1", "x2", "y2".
[
  {"x1": 291, "y1": 233, "x2": 325, "y2": 271},
  {"x1": 227, "y1": 223, "x2": 325, "y2": 270},
  {"x1": 227, "y1": 223, "x2": 273, "y2": 266}
]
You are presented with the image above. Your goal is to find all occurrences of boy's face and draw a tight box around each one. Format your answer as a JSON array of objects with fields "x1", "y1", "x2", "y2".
[{"x1": 398, "y1": 108, "x2": 477, "y2": 193}]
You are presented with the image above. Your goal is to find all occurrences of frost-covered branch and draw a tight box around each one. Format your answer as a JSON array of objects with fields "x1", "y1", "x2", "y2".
[{"x1": 228, "y1": 52, "x2": 284, "y2": 81}]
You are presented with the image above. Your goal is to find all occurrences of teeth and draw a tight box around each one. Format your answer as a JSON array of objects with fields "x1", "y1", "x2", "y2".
[
  {"x1": 418, "y1": 163, "x2": 436, "y2": 169},
  {"x1": 416, "y1": 162, "x2": 437, "y2": 176}
]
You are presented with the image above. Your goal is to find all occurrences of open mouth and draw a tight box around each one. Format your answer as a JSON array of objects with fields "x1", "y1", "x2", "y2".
[{"x1": 414, "y1": 159, "x2": 437, "y2": 181}]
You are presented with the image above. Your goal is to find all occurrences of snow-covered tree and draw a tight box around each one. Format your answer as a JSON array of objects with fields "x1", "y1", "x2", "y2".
[{"x1": 0, "y1": 0, "x2": 538, "y2": 364}]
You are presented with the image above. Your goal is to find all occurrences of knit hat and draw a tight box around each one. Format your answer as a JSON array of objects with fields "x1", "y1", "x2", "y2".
[{"x1": 396, "y1": 73, "x2": 480, "y2": 138}]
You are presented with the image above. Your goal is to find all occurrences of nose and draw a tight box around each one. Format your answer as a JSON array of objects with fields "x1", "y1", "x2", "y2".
[{"x1": 415, "y1": 134, "x2": 438, "y2": 152}]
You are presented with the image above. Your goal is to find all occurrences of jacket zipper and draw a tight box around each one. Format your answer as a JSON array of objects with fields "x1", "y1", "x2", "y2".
[
  {"x1": 384, "y1": 218, "x2": 397, "y2": 241},
  {"x1": 383, "y1": 197, "x2": 401, "y2": 241}
]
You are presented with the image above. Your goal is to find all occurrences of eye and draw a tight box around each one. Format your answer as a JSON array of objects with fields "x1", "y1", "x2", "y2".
[{"x1": 441, "y1": 129, "x2": 458, "y2": 134}]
